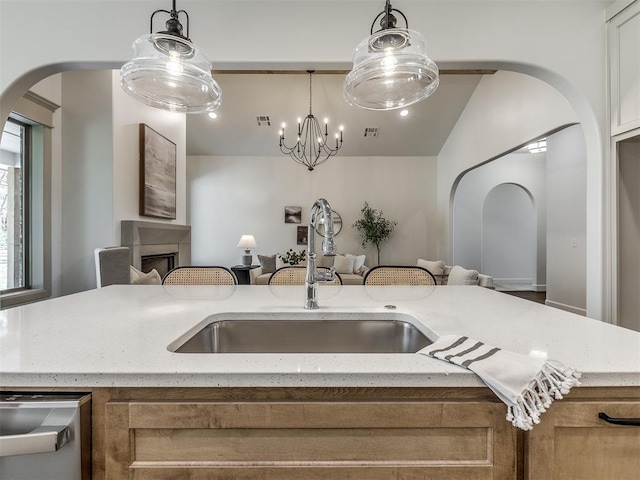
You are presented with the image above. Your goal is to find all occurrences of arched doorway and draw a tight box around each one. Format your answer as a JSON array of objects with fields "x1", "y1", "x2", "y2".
[{"x1": 481, "y1": 183, "x2": 535, "y2": 290}]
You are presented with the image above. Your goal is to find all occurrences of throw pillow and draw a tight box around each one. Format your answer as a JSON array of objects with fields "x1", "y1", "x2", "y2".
[
  {"x1": 447, "y1": 265, "x2": 479, "y2": 286},
  {"x1": 334, "y1": 254, "x2": 356, "y2": 274},
  {"x1": 416, "y1": 259, "x2": 445, "y2": 277},
  {"x1": 258, "y1": 254, "x2": 277, "y2": 274},
  {"x1": 353, "y1": 254, "x2": 366, "y2": 274},
  {"x1": 130, "y1": 266, "x2": 162, "y2": 285}
]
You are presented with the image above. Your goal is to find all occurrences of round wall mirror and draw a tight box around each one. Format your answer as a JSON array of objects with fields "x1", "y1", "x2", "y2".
[{"x1": 316, "y1": 210, "x2": 342, "y2": 236}]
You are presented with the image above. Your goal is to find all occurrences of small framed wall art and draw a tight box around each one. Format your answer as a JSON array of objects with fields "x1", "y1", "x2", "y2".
[
  {"x1": 284, "y1": 206, "x2": 302, "y2": 224},
  {"x1": 297, "y1": 226, "x2": 308, "y2": 245},
  {"x1": 139, "y1": 123, "x2": 176, "y2": 219}
]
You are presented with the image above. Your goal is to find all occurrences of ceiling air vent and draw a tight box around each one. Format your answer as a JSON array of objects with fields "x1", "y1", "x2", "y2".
[
  {"x1": 256, "y1": 116, "x2": 271, "y2": 127},
  {"x1": 363, "y1": 127, "x2": 379, "y2": 138}
]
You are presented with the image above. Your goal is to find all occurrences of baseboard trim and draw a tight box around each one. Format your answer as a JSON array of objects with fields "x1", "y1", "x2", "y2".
[
  {"x1": 545, "y1": 300, "x2": 587, "y2": 316},
  {"x1": 493, "y1": 278, "x2": 534, "y2": 291},
  {"x1": 531, "y1": 284, "x2": 547, "y2": 292}
]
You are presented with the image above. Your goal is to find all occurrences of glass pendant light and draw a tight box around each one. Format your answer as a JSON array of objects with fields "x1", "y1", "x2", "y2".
[
  {"x1": 343, "y1": 0, "x2": 439, "y2": 111},
  {"x1": 120, "y1": 0, "x2": 221, "y2": 114}
]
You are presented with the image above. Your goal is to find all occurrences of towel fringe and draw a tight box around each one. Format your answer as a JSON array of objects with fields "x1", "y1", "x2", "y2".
[{"x1": 507, "y1": 360, "x2": 581, "y2": 430}]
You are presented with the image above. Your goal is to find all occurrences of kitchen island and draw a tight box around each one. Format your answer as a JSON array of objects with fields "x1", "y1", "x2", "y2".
[{"x1": 1, "y1": 285, "x2": 639, "y2": 479}]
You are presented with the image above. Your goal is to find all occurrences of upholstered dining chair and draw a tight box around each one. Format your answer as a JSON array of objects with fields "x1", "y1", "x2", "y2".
[
  {"x1": 363, "y1": 266, "x2": 437, "y2": 286},
  {"x1": 268, "y1": 266, "x2": 343, "y2": 286},
  {"x1": 162, "y1": 266, "x2": 238, "y2": 285},
  {"x1": 94, "y1": 246, "x2": 131, "y2": 288}
]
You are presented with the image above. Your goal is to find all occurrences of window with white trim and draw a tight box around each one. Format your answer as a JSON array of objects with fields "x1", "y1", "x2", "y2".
[{"x1": 0, "y1": 118, "x2": 29, "y2": 292}]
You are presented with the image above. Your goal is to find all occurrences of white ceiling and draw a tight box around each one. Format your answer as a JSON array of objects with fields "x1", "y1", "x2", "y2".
[{"x1": 186, "y1": 72, "x2": 484, "y2": 157}]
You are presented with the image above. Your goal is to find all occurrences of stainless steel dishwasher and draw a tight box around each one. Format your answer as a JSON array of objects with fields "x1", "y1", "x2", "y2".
[{"x1": 0, "y1": 392, "x2": 91, "y2": 480}]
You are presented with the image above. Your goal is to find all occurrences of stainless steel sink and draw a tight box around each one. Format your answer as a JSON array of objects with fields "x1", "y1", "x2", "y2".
[{"x1": 168, "y1": 312, "x2": 432, "y2": 354}]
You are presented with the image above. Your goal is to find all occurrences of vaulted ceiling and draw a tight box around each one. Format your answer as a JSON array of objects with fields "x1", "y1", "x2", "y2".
[{"x1": 186, "y1": 72, "x2": 485, "y2": 157}]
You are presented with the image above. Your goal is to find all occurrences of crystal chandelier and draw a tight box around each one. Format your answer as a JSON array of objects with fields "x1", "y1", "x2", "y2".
[
  {"x1": 343, "y1": 0, "x2": 439, "y2": 111},
  {"x1": 120, "y1": 0, "x2": 222, "y2": 114},
  {"x1": 279, "y1": 72, "x2": 344, "y2": 171}
]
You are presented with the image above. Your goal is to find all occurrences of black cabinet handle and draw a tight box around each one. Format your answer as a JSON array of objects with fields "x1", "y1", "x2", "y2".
[{"x1": 598, "y1": 412, "x2": 640, "y2": 426}]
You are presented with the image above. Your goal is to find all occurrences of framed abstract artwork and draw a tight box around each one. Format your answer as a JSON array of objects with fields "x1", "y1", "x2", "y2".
[
  {"x1": 139, "y1": 124, "x2": 176, "y2": 219},
  {"x1": 284, "y1": 206, "x2": 302, "y2": 224}
]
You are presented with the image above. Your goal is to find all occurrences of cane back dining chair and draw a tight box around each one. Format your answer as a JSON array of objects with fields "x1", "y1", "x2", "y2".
[
  {"x1": 268, "y1": 266, "x2": 343, "y2": 286},
  {"x1": 363, "y1": 266, "x2": 437, "y2": 286},
  {"x1": 162, "y1": 266, "x2": 238, "y2": 285}
]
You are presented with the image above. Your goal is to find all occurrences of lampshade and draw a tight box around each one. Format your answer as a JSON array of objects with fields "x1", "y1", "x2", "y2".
[
  {"x1": 344, "y1": 28, "x2": 439, "y2": 111},
  {"x1": 120, "y1": 1, "x2": 222, "y2": 114},
  {"x1": 237, "y1": 235, "x2": 257, "y2": 249},
  {"x1": 343, "y1": 0, "x2": 439, "y2": 111},
  {"x1": 121, "y1": 34, "x2": 221, "y2": 114}
]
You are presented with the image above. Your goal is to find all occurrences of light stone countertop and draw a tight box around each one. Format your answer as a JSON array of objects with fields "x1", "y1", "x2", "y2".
[{"x1": 0, "y1": 285, "x2": 639, "y2": 388}]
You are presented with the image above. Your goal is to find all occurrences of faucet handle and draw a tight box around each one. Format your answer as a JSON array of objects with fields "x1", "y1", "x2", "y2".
[{"x1": 315, "y1": 266, "x2": 336, "y2": 283}]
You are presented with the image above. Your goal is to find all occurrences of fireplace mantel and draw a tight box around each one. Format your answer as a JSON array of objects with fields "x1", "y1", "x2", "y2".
[{"x1": 121, "y1": 221, "x2": 191, "y2": 271}]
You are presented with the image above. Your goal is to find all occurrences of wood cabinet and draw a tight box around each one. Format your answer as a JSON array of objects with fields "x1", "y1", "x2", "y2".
[
  {"x1": 608, "y1": 0, "x2": 640, "y2": 135},
  {"x1": 526, "y1": 387, "x2": 640, "y2": 480},
  {"x1": 96, "y1": 387, "x2": 517, "y2": 480},
  {"x1": 93, "y1": 386, "x2": 640, "y2": 480}
]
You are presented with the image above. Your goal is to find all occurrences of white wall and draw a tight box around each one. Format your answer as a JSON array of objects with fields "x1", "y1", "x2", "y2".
[
  {"x1": 546, "y1": 125, "x2": 587, "y2": 315},
  {"x1": 57, "y1": 70, "x2": 188, "y2": 295},
  {"x1": 439, "y1": 71, "x2": 575, "y2": 254},
  {"x1": 187, "y1": 156, "x2": 438, "y2": 268},
  {"x1": 111, "y1": 71, "x2": 187, "y2": 241},
  {"x1": 452, "y1": 122, "x2": 587, "y2": 313},
  {"x1": 453, "y1": 152, "x2": 547, "y2": 289},
  {"x1": 61, "y1": 70, "x2": 114, "y2": 295}
]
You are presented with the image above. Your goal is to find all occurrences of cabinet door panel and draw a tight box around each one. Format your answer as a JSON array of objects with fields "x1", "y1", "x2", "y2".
[
  {"x1": 106, "y1": 400, "x2": 517, "y2": 480},
  {"x1": 610, "y1": 1, "x2": 640, "y2": 135},
  {"x1": 527, "y1": 401, "x2": 640, "y2": 480}
]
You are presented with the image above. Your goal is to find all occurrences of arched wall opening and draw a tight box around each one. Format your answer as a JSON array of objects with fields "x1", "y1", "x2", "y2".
[
  {"x1": 0, "y1": 1, "x2": 607, "y2": 313},
  {"x1": 0, "y1": 64, "x2": 597, "y2": 312},
  {"x1": 481, "y1": 183, "x2": 536, "y2": 291},
  {"x1": 452, "y1": 151, "x2": 546, "y2": 293},
  {"x1": 450, "y1": 124, "x2": 588, "y2": 316}
]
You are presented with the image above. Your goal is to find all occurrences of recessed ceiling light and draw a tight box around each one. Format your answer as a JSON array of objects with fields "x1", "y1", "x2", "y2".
[
  {"x1": 208, "y1": 112, "x2": 218, "y2": 119},
  {"x1": 400, "y1": 109, "x2": 409, "y2": 117}
]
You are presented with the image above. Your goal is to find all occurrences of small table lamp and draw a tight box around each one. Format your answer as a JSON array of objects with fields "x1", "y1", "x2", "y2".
[{"x1": 237, "y1": 235, "x2": 257, "y2": 266}]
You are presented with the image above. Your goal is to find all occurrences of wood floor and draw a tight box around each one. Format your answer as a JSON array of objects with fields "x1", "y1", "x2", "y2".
[{"x1": 501, "y1": 290, "x2": 546, "y2": 304}]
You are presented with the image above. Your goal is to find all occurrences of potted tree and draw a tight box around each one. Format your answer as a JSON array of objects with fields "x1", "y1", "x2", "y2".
[{"x1": 352, "y1": 202, "x2": 397, "y2": 265}]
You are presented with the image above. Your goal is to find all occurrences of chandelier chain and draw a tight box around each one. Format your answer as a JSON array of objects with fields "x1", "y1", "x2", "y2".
[{"x1": 309, "y1": 73, "x2": 312, "y2": 115}]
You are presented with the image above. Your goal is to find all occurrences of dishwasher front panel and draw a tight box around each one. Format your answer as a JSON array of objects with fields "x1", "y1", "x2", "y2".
[{"x1": 0, "y1": 392, "x2": 91, "y2": 480}]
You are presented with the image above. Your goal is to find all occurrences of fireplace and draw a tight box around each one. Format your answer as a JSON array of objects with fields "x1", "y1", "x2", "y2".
[
  {"x1": 141, "y1": 253, "x2": 176, "y2": 278},
  {"x1": 121, "y1": 221, "x2": 191, "y2": 274}
]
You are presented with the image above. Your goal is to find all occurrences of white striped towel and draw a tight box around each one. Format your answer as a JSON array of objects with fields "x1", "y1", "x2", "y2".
[{"x1": 418, "y1": 334, "x2": 581, "y2": 430}]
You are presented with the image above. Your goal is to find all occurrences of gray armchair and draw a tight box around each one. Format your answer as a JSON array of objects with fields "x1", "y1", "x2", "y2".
[{"x1": 94, "y1": 247, "x2": 131, "y2": 288}]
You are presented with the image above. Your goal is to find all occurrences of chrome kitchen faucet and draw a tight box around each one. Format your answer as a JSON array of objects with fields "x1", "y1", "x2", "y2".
[{"x1": 305, "y1": 198, "x2": 337, "y2": 309}]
